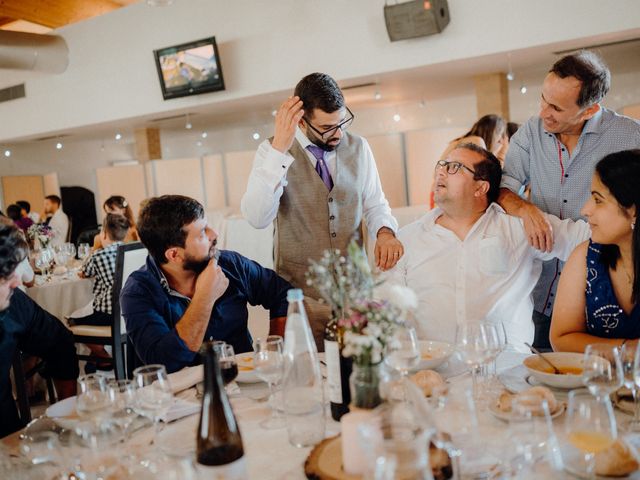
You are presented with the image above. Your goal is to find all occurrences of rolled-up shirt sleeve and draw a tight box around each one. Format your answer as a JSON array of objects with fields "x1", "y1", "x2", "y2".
[
  {"x1": 121, "y1": 281, "x2": 197, "y2": 373},
  {"x1": 500, "y1": 126, "x2": 531, "y2": 194}
]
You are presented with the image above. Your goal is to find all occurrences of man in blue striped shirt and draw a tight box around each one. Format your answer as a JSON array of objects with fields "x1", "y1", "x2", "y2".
[{"x1": 498, "y1": 50, "x2": 640, "y2": 349}]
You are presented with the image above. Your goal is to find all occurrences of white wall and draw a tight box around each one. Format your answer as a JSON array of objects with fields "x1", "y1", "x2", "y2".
[{"x1": 1, "y1": 0, "x2": 639, "y2": 141}]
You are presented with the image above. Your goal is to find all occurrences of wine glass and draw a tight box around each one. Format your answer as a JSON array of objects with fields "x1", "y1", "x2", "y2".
[
  {"x1": 78, "y1": 243, "x2": 91, "y2": 262},
  {"x1": 564, "y1": 390, "x2": 617, "y2": 478},
  {"x1": 106, "y1": 379, "x2": 138, "y2": 444},
  {"x1": 385, "y1": 322, "x2": 420, "y2": 377},
  {"x1": 133, "y1": 364, "x2": 174, "y2": 443},
  {"x1": 620, "y1": 342, "x2": 640, "y2": 432},
  {"x1": 455, "y1": 322, "x2": 495, "y2": 403},
  {"x1": 62, "y1": 242, "x2": 76, "y2": 268},
  {"x1": 215, "y1": 343, "x2": 238, "y2": 386},
  {"x1": 34, "y1": 248, "x2": 53, "y2": 282},
  {"x1": 76, "y1": 374, "x2": 111, "y2": 426},
  {"x1": 582, "y1": 343, "x2": 624, "y2": 400},
  {"x1": 254, "y1": 335, "x2": 285, "y2": 429}
]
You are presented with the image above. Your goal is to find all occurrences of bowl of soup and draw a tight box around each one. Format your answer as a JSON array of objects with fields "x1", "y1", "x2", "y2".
[
  {"x1": 523, "y1": 352, "x2": 585, "y2": 389},
  {"x1": 415, "y1": 340, "x2": 455, "y2": 370}
]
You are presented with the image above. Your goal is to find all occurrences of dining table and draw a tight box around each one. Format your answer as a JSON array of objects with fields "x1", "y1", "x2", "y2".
[
  {"x1": 3, "y1": 350, "x2": 640, "y2": 479},
  {"x1": 26, "y1": 273, "x2": 94, "y2": 323}
]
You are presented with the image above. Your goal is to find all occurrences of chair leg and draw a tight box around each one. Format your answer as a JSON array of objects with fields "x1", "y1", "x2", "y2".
[
  {"x1": 112, "y1": 337, "x2": 126, "y2": 381},
  {"x1": 11, "y1": 351, "x2": 31, "y2": 425}
]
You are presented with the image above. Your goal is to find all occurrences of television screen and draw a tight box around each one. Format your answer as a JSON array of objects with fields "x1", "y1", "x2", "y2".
[{"x1": 153, "y1": 36, "x2": 225, "y2": 100}]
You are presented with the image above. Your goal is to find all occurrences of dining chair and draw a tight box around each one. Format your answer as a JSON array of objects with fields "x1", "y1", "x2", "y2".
[
  {"x1": 68, "y1": 242, "x2": 147, "y2": 380},
  {"x1": 11, "y1": 350, "x2": 58, "y2": 426}
]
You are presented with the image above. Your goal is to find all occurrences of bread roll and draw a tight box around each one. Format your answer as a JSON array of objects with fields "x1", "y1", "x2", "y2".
[
  {"x1": 495, "y1": 386, "x2": 559, "y2": 415},
  {"x1": 410, "y1": 369, "x2": 445, "y2": 397},
  {"x1": 595, "y1": 440, "x2": 639, "y2": 477}
]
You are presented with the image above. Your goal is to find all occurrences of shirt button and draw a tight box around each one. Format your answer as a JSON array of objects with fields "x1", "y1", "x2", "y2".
[
  {"x1": 329, "y1": 215, "x2": 335, "y2": 220},
  {"x1": 564, "y1": 174, "x2": 569, "y2": 178},
  {"x1": 328, "y1": 197, "x2": 333, "y2": 203},
  {"x1": 282, "y1": 165, "x2": 286, "y2": 169},
  {"x1": 563, "y1": 199, "x2": 567, "y2": 203},
  {"x1": 331, "y1": 232, "x2": 336, "y2": 238}
]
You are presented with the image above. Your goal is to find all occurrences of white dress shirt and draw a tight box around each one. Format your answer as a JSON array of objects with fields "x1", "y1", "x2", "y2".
[
  {"x1": 241, "y1": 128, "x2": 398, "y2": 237},
  {"x1": 49, "y1": 208, "x2": 69, "y2": 247},
  {"x1": 383, "y1": 203, "x2": 590, "y2": 353},
  {"x1": 16, "y1": 258, "x2": 34, "y2": 292}
]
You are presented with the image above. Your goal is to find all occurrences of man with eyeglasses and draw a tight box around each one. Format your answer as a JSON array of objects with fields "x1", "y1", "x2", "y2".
[
  {"x1": 384, "y1": 144, "x2": 589, "y2": 352},
  {"x1": 242, "y1": 72, "x2": 402, "y2": 348}
]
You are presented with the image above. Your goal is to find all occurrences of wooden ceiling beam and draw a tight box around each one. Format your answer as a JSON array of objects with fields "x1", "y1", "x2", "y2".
[
  {"x1": 0, "y1": 16, "x2": 15, "y2": 26},
  {"x1": 0, "y1": 0, "x2": 124, "y2": 29}
]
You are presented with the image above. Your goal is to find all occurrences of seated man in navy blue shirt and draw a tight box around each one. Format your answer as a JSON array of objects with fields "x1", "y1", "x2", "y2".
[
  {"x1": 121, "y1": 195, "x2": 291, "y2": 373},
  {"x1": 0, "y1": 218, "x2": 78, "y2": 438}
]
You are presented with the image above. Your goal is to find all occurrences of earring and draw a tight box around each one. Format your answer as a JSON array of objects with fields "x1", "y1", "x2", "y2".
[{"x1": 632, "y1": 221, "x2": 636, "y2": 231}]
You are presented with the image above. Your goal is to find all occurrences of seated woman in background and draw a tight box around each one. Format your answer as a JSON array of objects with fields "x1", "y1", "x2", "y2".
[
  {"x1": 92, "y1": 195, "x2": 138, "y2": 250},
  {"x1": 550, "y1": 150, "x2": 640, "y2": 352}
]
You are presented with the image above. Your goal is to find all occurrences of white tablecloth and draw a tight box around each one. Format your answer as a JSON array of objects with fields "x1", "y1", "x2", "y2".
[{"x1": 26, "y1": 275, "x2": 94, "y2": 322}]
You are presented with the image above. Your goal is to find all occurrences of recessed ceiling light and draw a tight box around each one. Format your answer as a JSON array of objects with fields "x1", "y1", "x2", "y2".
[
  {"x1": 115, "y1": 133, "x2": 122, "y2": 140},
  {"x1": 252, "y1": 132, "x2": 261, "y2": 140},
  {"x1": 392, "y1": 113, "x2": 401, "y2": 122},
  {"x1": 520, "y1": 85, "x2": 527, "y2": 94},
  {"x1": 201, "y1": 132, "x2": 208, "y2": 138},
  {"x1": 196, "y1": 141, "x2": 203, "y2": 147},
  {"x1": 506, "y1": 72, "x2": 514, "y2": 81},
  {"x1": 4, "y1": 149, "x2": 10, "y2": 157},
  {"x1": 271, "y1": 110, "x2": 277, "y2": 117},
  {"x1": 56, "y1": 142, "x2": 63, "y2": 150},
  {"x1": 374, "y1": 91, "x2": 382, "y2": 101}
]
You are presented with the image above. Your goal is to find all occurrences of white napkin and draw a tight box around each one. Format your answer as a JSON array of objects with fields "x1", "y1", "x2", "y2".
[
  {"x1": 167, "y1": 365, "x2": 203, "y2": 394},
  {"x1": 165, "y1": 397, "x2": 200, "y2": 423}
]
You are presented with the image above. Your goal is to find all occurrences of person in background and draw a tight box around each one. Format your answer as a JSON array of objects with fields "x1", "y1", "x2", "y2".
[
  {"x1": 0, "y1": 217, "x2": 78, "y2": 437},
  {"x1": 71, "y1": 214, "x2": 131, "y2": 369},
  {"x1": 6, "y1": 204, "x2": 33, "y2": 233},
  {"x1": 440, "y1": 114, "x2": 507, "y2": 162},
  {"x1": 43, "y1": 195, "x2": 69, "y2": 247},
  {"x1": 241, "y1": 72, "x2": 402, "y2": 348},
  {"x1": 17, "y1": 200, "x2": 40, "y2": 224},
  {"x1": 121, "y1": 195, "x2": 291, "y2": 373},
  {"x1": 386, "y1": 144, "x2": 589, "y2": 350},
  {"x1": 93, "y1": 195, "x2": 139, "y2": 250},
  {"x1": 551, "y1": 150, "x2": 640, "y2": 352},
  {"x1": 498, "y1": 50, "x2": 640, "y2": 351}
]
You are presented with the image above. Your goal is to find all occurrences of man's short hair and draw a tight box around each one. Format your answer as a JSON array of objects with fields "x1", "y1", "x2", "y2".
[
  {"x1": 16, "y1": 200, "x2": 30, "y2": 213},
  {"x1": 103, "y1": 213, "x2": 130, "y2": 242},
  {"x1": 294, "y1": 73, "x2": 345, "y2": 117},
  {"x1": 45, "y1": 195, "x2": 61, "y2": 206},
  {"x1": 454, "y1": 143, "x2": 502, "y2": 204},
  {"x1": 6, "y1": 205, "x2": 21, "y2": 222},
  {"x1": 550, "y1": 50, "x2": 610, "y2": 108},
  {"x1": 137, "y1": 195, "x2": 204, "y2": 264},
  {"x1": 0, "y1": 217, "x2": 27, "y2": 280}
]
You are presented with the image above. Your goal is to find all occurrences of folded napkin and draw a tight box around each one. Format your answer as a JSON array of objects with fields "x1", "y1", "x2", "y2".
[
  {"x1": 164, "y1": 397, "x2": 200, "y2": 423},
  {"x1": 167, "y1": 365, "x2": 203, "y2": 394}
]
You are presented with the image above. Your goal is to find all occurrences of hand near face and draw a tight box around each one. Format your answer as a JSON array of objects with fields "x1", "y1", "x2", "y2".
[
  {"x1": 375, "y1": 231, "x2": 404, "y2": 271},
  {"x1": 196, "y1": 258, "x2": 229, "y2": 301},
  {"x1": 271, "y1": 96, "x2": 304, "y2": 153}
]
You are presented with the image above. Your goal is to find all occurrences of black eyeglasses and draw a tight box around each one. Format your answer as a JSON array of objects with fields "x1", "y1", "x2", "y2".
[
  {"x1": 435, "y1": 159, "x2": 476, "y2": 176},
  {"x1": 304, "y1": 107, "x2": 354, "y2": 139}
]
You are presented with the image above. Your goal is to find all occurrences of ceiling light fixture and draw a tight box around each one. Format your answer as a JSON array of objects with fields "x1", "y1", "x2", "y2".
[
  {"x1": 115, "y1": 133, "x2": 122, "y2": 140},
  {"x1": 56, "y1": 142, "x2": 63, "y2": 150},
  {"x1": 196, "y1": 141, "x2": 203, "y2": 147},
  {"x1": 185, "y1": 114, "x2": 192, "y2": 130},
  {"x1": 520, "y1": 85, "x2": 527, "y2": 94},
  {"x1": 271, "y1": 109, "x2": 277, "y2": 117},
  {"x1": 252, "y1": 132, "x2": 261, "y2": 140},
  {"x1": 393, "y1": 113, "x2": 401, "y2": 122},
  {"x1": 506, "y1": 53, "x2": 515, "y2": 81},
  {"x1": 146, "y1": 0, "x2": 173, "y2": 6},
  {"x1": 374, "y1": 91, "x2": 382, "y2": 101},
  {"x1": 4, "y1": 149, "x2": 11, "y2": 157},
  {"x1": 201, "y1": 132, "x2": 208, "y2": 139}
]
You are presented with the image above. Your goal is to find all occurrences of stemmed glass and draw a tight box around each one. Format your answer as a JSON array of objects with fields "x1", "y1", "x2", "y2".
[
  {"x1": 78, "y1": 243, "x2": 91, "y2": 262},
  {"x1": 455, "y1": 322, "x2": 497, "y2": 404},
  {"x1": 582, "y1": 343, "x2": 624, "y2": 401},
  {"x1": 62, "y1": 242, "x2": 76, "y2": 269},
  {"x1": 564, "y1": 390, "x2": 617, "y2": 478},
  {"x1": 132, "y1": 364, "x2": 174, "y2": 444},
  {"x1": 106, "y1": 379, "x2": 138, "y2": 444},
  {"x1": 76, "y1": 374, "x2": 111, "y2": 427},
  {"x1": 620, "y1": 342, "x2": 640, "y2": 432},
  {"x1": 385, "y1": 322, "x2": 420, "y2": 377},
  {"x1": 254, "y1": 335, "x2": 285, "y2": 429},
  {"x1": 214, "y1": 342, "x2": 238, "y2": 386},
  {"x1": 34, "y1": 248, "x2": 54, "y2": 282}
]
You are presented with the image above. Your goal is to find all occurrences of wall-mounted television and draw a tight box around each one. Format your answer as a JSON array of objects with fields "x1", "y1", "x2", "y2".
[{"x1": 153, "y1": 36, "x2": 225, "y2": 100}]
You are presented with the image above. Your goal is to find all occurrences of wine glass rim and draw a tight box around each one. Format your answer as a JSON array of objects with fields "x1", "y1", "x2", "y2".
[{"x1": 133, "y1": 364, "x2": 168, "y2": 375}]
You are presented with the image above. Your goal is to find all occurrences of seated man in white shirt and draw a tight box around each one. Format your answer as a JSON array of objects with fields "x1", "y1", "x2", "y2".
[
  {"x1": 43, "y1": 195, "x2": 69, "y2": 247},
  {"x1": 384, "y1": 143, "x2": 590, "y2": 352}
]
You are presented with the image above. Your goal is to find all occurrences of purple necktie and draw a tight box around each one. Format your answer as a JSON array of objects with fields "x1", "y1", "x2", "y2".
[{"x1": 307, "y1": 145, "x2": 334, "y2": 191}]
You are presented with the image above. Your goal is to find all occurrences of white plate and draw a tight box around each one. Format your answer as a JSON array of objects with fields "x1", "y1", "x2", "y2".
[
  {"x1": 45, "y1": 396, "x2": 79, "y2": 430},
  {"x1": 415, "y1": 340, "x2": 455, "y2": 371},
  {"x1": 523, "y1": 352, "x2": 585, "y2": 389},
  {"x1": 235, "y1": 354, "x2": 261, "y2": 383},
  {"x1": 488, "y1": 402, "x2": 566, "y2": 422}
]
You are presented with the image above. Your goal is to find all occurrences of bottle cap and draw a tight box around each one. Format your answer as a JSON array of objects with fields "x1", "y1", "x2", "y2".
[{"x1": 287, "y1": 288, "x2": 303, "y2": 302}]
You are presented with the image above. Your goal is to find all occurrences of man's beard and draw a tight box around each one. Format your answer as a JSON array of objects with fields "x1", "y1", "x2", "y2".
[
  {"x1": 307, "y1": 128, "x2": 340, "y2": 152},
  {"x1": 183, "y1": 241, "x2": 218, "y2": 274}
]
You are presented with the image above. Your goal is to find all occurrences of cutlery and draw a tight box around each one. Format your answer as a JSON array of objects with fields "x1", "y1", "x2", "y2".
[{"x1": 524, "y1": 342, "x2": 561, "y2": 374}]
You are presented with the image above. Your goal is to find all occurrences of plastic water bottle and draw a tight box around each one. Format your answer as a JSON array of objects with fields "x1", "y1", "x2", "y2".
[{"x1": 282, "y1": 289, "x2": 326, "y2": 447}]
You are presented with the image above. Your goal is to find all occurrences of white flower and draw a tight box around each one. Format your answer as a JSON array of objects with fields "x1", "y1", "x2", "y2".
[{"x1": 373, "y1": 283, "x2": 418, "y2": 312}]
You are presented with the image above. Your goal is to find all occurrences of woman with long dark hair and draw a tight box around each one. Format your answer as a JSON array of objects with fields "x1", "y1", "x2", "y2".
[
  {"x1": 551, "y1": 150, "x2": 640, "y2": 352},
  {"x1": 92, "y1": 195, "x2": 138, "y2": 249}
]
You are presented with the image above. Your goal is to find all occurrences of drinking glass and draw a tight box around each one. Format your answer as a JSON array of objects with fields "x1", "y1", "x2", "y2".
[
  {"x1": 19, "y1": 431, "x2": 63, "y2": 466},
  {"x1": 455, "y1": 322, "x2": 495, "y2": 402},
  {"x1": 106, "y1": 379, "x2": 138, "y2": 443},
  {"x1": 133, "y1": 364, "x2": 174, "y2": 442},
  {"x1": 78, "y1": 243, "x2": 91, "y2": 262},
  {"x1": 582, "y1": 343, "x2": 624, "y2": 400},
  {"x1": 62, "y1": 242, "x2": 76, "y2": 267},
  {"x1": 214, "y1": 342, "x2": 238, "y2": 385},
  {"x1": 34, "y1": 248, "x2": 53, "y2": 281},
  {"x1": 254, "y1": 335, "x2": 285, "y2": 429},
  {"x1": 76, "y1": 374, "x2": 111, "y2": 425},
  {"x1": 385, "y1": 322, "x2": 420, "y2": 377},
  {"x1": 564, "y1": 390, "x2": 617, "y2": 479},
  {"x1": 620, "y1": 342, "x2": 640, "y2": 432}
]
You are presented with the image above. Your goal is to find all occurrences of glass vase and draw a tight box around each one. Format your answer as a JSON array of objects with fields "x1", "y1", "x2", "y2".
[{"x1": 349, "y1": 362, "x2": 382, "y2": 410}]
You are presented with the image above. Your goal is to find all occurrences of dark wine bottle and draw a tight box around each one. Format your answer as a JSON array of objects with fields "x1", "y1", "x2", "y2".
[
  {"x1": 196, "y1": 341, "x2": 247, "y2": 478},
  {"x1": 324, "y1": 317, "x2": 352, "y2": 421}
]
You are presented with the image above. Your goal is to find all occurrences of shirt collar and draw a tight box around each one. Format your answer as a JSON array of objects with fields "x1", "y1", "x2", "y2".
[
  {"x1": 422, "y1": 202, "x2": 503, "y2": 233},
  {"x1": 146, "y1": 255, "x2": 189, "y2": 299},
  {"x1": 541, "y1": 106, "x2": 604, "y2": 136},
  {"x1": 295, "y1": 127, "x2": 313, "y2": 149}
]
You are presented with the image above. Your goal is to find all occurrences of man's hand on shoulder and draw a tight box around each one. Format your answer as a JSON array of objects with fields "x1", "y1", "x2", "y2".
[
  {"x1": 196, "y1": 258, "x2": 229, "y2": 302},
  {"x1": 271, "y1": 96, "x2": 305, "y2": 153},
  {"x1": 519, "y1": 202, "x2": 554, "y2": 252},
  {"x1": 375, "y1": 227, "x2": 404, "y2": 271}
]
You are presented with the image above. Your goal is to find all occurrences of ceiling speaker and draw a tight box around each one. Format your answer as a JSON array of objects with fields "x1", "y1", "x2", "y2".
[{"x1": 384, "y1": 0, "x2": 450, "y2": 42}]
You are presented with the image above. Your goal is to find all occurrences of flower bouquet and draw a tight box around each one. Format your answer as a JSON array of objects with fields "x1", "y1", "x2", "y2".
[{"x1": 27, "y1": 223, "x2": 54, "y2": 250}]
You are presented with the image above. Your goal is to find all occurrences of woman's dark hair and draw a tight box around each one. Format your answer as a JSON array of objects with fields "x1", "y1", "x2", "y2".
[
  {"x1": 456, "y1": 114, "x2": 506, "y2": 153},
  {"x1": 16, "y1": 200, "x2": 30, "y2": 213},
  {"x1": 595, "y1": 149, "x2": 640, "y2": 303},
  {"x1": 506, "y1": 122, "x2": 519, "y2": 139},
  {"x1": 104, "y1": 195, "x2": 135, "y2": 227},
  {"x1": 137, "y1": 195, "x2": 204, "y2": 264},
  {"x1": 0, "y1": 217, "x2": 27, "y2": 280},
  {"x1": 294, "y1": 73, "x2": 345, "y2": 117},
  {"x1": 6, "y1": 204, "x2": 21, "y2": 222},
  {"x1": 550, "y1": 50, "x2": 610, "y2": 108}
]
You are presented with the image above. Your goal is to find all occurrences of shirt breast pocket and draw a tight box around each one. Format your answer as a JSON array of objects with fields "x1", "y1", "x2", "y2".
[{"x1": 478, "y1": 236, "x2": 512, "y2": 276}]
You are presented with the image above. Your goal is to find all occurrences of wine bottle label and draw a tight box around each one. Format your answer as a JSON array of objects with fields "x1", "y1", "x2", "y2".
[
  {"x1": 324, "y1": 339, "x2": 343, "y2": 404},
  {"x1": 196, "y1": 456, "x2": 248, "y2": 479}
]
